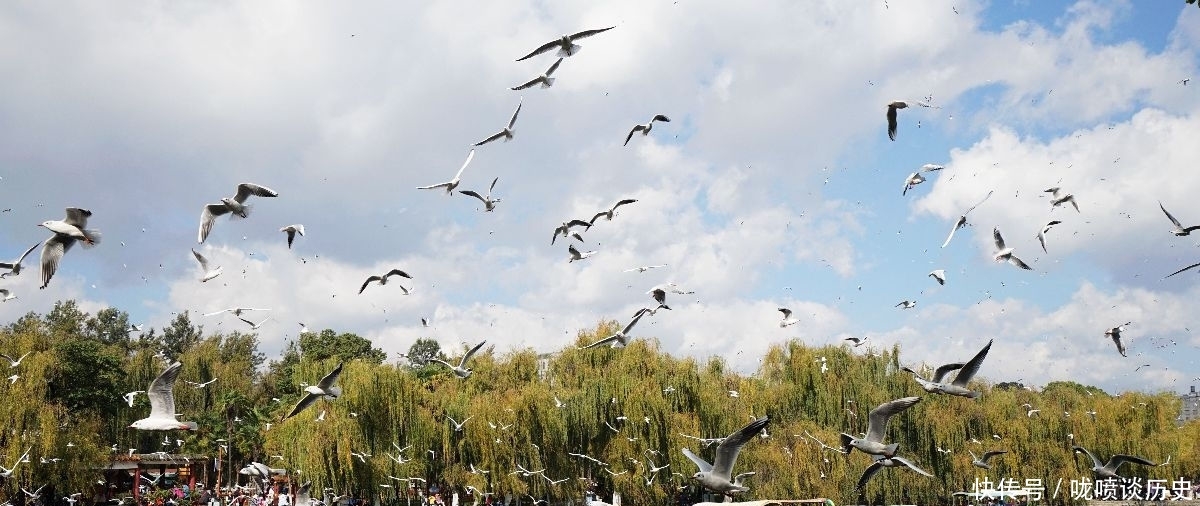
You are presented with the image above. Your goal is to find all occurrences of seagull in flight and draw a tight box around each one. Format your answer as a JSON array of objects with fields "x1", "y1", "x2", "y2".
[
  {"x1": 459, "y1": 177, "x2": 502, "y2": 212},
  {"x1": 551, "y1": 220, "x2": 592, "y2": 245},
  {"x1": 1036, "y1": 220, "x2": 1062, "y2": 253},
  {"x1": 581, "y1": 308, "x2": 651, "y2": 349},
  {"x1": 512, "y1": 58, "x2": 564, "y2": 90},
  {"x1": 447, "y1": 415, "x2": 473, "y2": 431},
  {"x1": 886, "y1": 100, "x2": 935, "y2": 141},
  {"x1": 895, "y1": 300, "x2": 916, "y2": 309},
  {"x1": 0, "y1": 289, "x2": 14, "y2": 303},
  {"x1": 0, "y1": 448, "x2": 29, "y2": 478},
  {"x1": 284, "y1": 362, "x2": 343, "y2": 420},
  {"x1": 359, "y1": 269, "x2": 413, "y2": 294},
  {"x1": 1045, "y1": 187, "x2": 1079, "y2": 212},
  {"x1": 191, "y1": 249, "x2": 222, "y2": 282},
  {"x1": 993, "y1": 228, "x2": 1033, "y2": 270},
  {"x1": 625, "y1": 264, "x2": 666, "y2": 273},
  {"x1": 681, "y1": 416, "x2": 769, "y2": 495},
  {"x1": 280, "y1": 225, "x2": 305, "y2": 249},
  {"x1": 0, "y1": 352, "x2": 30, "y2": 368},
  {"x1": 969, "y1": 450, "x2": 1007, "y2": 469},
  {"x1": 928, "y1": 269, "x2": 946, "y2": 285},
  {"x1": 844, "y1": 337, "x2": 868, "y2": 347},
  {"x1": 1073, "y1": 446, "x2": 1155, "y2": 480},
  {"x1": 474, "y1": 99, "x2": 523, "y2": 146},
  {"x1": 901, "y1": 172, "x2": 925, "y2": 196},
  {"x1": 1159, "y1": 202, "x2": 1200, "y2": 236},
  {"x1": 237, "y1": 316, "x2": 272, "y2": 330},
  {"x1": 942, "y1": 190, "x2": 993, "y2": 248},
  {"x1": 855, "y1": 454, "x2": 933, "y2": 490},
  {"x1": 0, "y1": 242, "x2": 41, "y2": 278},
  {"x1": 185, "y1": 378, "x2": 218, "y2": 389},
  {"x1": 625, "y1": 115, "x2": 671, "y2": 146},
  {"x1": 130, "y1": 361, "x2": 199, "y2": 430},
  {"x1": 568, "y1": 244, "x2": 596, "y2": 263},
  {"x1": 590, "y1": 199, "x2": 638, "y2": 225},
  {"x1": 515, "y1": 26, "x2": 616, "y2": 61},
  {"x1": 39, "y1": 207, "x2": 101, "y2": 289},
  {"x1": 417, "y1": 149, "x2": 475, "y2": 195},
  {"x1": 840, "y1": 397, "x2": 920, "y2": 457},
  {"x1": 903, "y1": 339, "x2": 992, "y2": 398},
  {"x1": 198, "y1": 183, "x2": 278, "y2": 243},
  {"x1": 205, "y1": 307, "x2": 270, "y2": 317},
  {"x1": 778, "y1": 308, "x2": 799, "y2": 327},
  {"x1": 123, "y1": 390, "x2": 145, "y2": 407},
  {"x1": 431, "y1": 341, "x2": 487, "y2": 378},
  {"x1": 1105, "y1": 322, "x2": 1132, "y2": 357}
]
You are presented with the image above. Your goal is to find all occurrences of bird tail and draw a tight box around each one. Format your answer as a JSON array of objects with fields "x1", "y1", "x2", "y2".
[
  {"x1": 81, "y1": 229, "x2": 103, "y2": 248},
  {"x1": 964, "y1": 391, "x2": 982, "y2": 399},
  {"x1": 182, "y1": 421, "x2": 199, "y2": 430},
  {"x1": 232, "y1": 205, "x2": 253, "y2": 219},
  {"x1": 325, "y1": 386, "x2": 343, "y2": 399},
  {"x1": 541, "y1": 77, "x2": 555, "y2": 88},
  {"x1": 557, "y1": 44, "x2": 582, "y2": 58}
]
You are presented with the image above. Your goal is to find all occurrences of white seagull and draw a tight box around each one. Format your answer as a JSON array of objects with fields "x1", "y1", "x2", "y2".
[
  {"x1": 855, "y1": 454, "x2": 933, "y2": 490},
  {"x1": 130, "y1": 361, "x2": 199, "y2": 430},
  {"x1": 1036, "y1": 220, "x2": 1062, "y2": 253},
  {"x1": 624, "y1": 115, "x2": 671, "y2": 146},
  {"x1": 625, "y1": 264, "x2": 666, "y2": 273},
  {"x1": 0, "y1": 242, "x2": 41, "y2": 278},
  {"x1": 1045, "y1": 187, "x2": 1080, "y2": 212},
  {"x1": 902, "y1": 172, "x2": 926, "y2": 196},
  {"x1": 359, "y1": 269, "x2": 413, "y2": 294},
  {"x1": 237, "y1": 316, "x2": 272, "y2": 330},
  {"x1": 512, "y1": 58, "x2": 564, "y2": 90},
  {"x1": 568, "y1": 244, "x2": 596, "y2": 263},
  {"x1": 942, "y1": 190, "x2": 993, "y2": 248},
  {"x1": 840, "y1": 397, "x2": 921, "y2": 457},
  {"x1": 895, "y1": 300, "x2": 916, "y2": 309},
  {"x1": 39, "y1": 207, "x2": 101, "y2": 289},
  {"x1": 432, "y1": 341, "x2": 488, "y2": 378},
  {"x1": 681, "y1": 416, "x2": 769, "y2": 495},
  {"x1": 515, "y1": 26, "x2": 616, "y2": 61},
  {"x1": 992, "y1": 228, "x2": 1033, "y2": 270},
  {"x1": 205, "y1": 307, "x2": 270, "y2": 317},
  {"x1": 928, "y1": 269, "x2": 946, "y2": 285},
  {"x1": 1105, "y1": 322, "x2": 1132, "y2": 357},
  {"x1": 448, "y1": 415, "x2": 473, "y2": 431},
  {"x1": 459, "y1": 177, "x2": 502, "y2": 212},
  {"x1": 844, "y1": 337, "x2": 868, "y2": 347},
  {"x1": 0, "y1": 352, "x2": 30, "y2": 368},
  {"x1": 280, "y1": 225, "x2": 305, "y2": 249},
  {"x1": 284, "y1": 362, "x2": 343, "y2": 420},
  {"x1": 0, "y1": 447, "x2": 30, "y2": 478},
  {"x1": 581, "y1": 308, "x2": 651, "y2": 349},
  {"x1": 1073, "y1": 446, "x2": 1155, "y2": 480},
  {"x1": 551, "y1": 220, "x2": 592, "y2": 245},
  {"x1": 778, "y1": 308, "x2": 799, "y2": 327},
  {"x1": 417, "y1": 149, "x2": 475, "y2": 195},
  {"x1": 122, "y1": 390, "x2": 145, "y2": 407},
  {"x1": 198, "y1": 183, "x2": 278, "y2": 243},
  {"x1": 0, "y1": 290, "x2": 16, "y2": 303},
  {"x1": 185, "y1": 378, "x2": 218, "y2": 389},
  {"x1": 590, "y1": 199, "x2": 638, "y2": 225},
  {"x1": 1159, "y1": 202, "x2": 1200, "y2": 236},
  {"x1": 903, "y1": 339, "x2": 992, "y2": 398},
  {"x1": 191, "y1": 249, "x2": 222, "y2": 282},
  {"x1": 474, "y1": 99, "x2": 523, "y2": 146},
  {"x1": 969, "y1": 449, "x2": 1007, "y2": 469}
]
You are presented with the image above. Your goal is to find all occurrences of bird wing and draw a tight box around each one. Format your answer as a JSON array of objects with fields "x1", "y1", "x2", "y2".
[
  {"x1": 567, "y1": 219, "x2": 592, "y2": 229},
  {"x1": 284, "y1": 393, "x2": 320, "y2": 420},
  {"x1": 778, "y1": 308, "x2": 792, "y2": 318},
  {"x1": 886, "y1": 106, "x2": 899, "y2": 141},
  {"x1": 359, "y1": 276, "x2": 382, "y2": 294},
  {"x1": 1110, "y1": 333, "x2": 1126, "y2": 356},
  {"x1": 234, "y1": 183, "x2": 279, "y2": 203},
  {"x1": 192, "y1": 249, "x2": 210, "y2": 271},
  {"x1": 930, "y1": 362, "x2": 966, "y2": 383},
  {"x1": 651, "y1": 288, "x2": 667, "y2": 305},
  {"x1": 680, "y1": 447, "x2": 713, "y2": 473},
  {"x1": 951, "y1": 339, "x2": 993, "y2": 386},
  {"x1": 941, "y1": 218, "x2": 963, "y2": 248},
  {"x1": 568, "y1": 244, "x2": 581, "y2": 258},
  {"x1": 1073, "y1": 446, "x2": 1104, "y2": 468},
  {"x1": 147, "y1": 361, "x2": 183, "y2": 418},
  {"x1": 1107, "y1": 454, "x2": 1156, "y2": 470},
  {"x1": 624, "y1": 125, "x2": 644, "y2": 146},
  {"x1": 316, "y1": 363, "x2": 344, "y2": 391},
  {"x1": 511, "y1": 78, "x2": 542, "y2": 91},
  {"x1": 385, "y1": 269, "x2": 412, "y2": 280},
  {"x1": 612, "y1": 198, "x2": 638, "y2": 211},
  {"x1": 1165, "y1": 261, "x2": 1200, "y2": 278},
  {"x1": 1037, "y1": 231, "x2": 1048, "y2": 253},
  {"x1": 516, "y1": 39, "x2": 561, "y2": 62},
  {"x1": 651, "y1": 114, "x2": 671, "y2": 123},
  {"x1": 459, "y1": 341, "x2": 487, "y2": 367},
  {"x1": 459, "y1": 190, "x2": 487, "y2": 204},
  {"x1": 711, "y1": 416, "x2": 769, "y2": 479},
  {"x1": 621, "y1": 308, "x2": 649, "y2": 335},
  {"x1": 507, "y1": 100, "x2": 523, "y2": 129},
  {"x1": 545, "y1": 57, "x2": 563, "y2": 76},
  {"x1": 855, "y1": 461, "x2": 884, "y2": 490},
  {"x1": 474, "y1": 131, "x2": 507, "y2": 146},
  {"x1": 199, "y1": 204, "x2": 230, "y2": 243},
  {"x1": 964, "y1": 190, "x2": 994, "y2": 215},
  {"x1": 1008, "y1": 255, "x2": 1034, "y2": 270},
  {"x1": 993, "y1": 227, "x2": 1006, "y2": 250},
  {"x1": 580, "y1": 334, "x2": 621, "y2": 350},
  {"x1": 416, "y1": 181, "x2": 452, "y2": 190},
  {"x1": 237, "y1": 316, "x2": 255, "y2": 327},
  {"x1": 892, "y1": 456, "x2": 934, "y2": 477},
  {"x1": 63, "y1": 208, "x2": 92, "y2": 228},
  {"x1": 588, "y1": 212, "x2": 608, "y2": 225},
  {"x1": 488, "y1": 177, "x2": 499, "y2": 194},
  {"x1": 981, "y1": 451, "x2": 1008, "y2": 461},
  {"x1": 569, "y1": 26, "x2": 616, "y2": 40},
  {"x1": 453, "y1": 149, "x2": 475, "y2": 180},
  {"x1": 39, "y1": 235, "x2": 73, "y2": 289},
  {"x1": 12, "y1": 241, "x2": 41, "y2": 267},
  {"x1": 865, "y1": 397, "x2": 920, "y2": 442}
]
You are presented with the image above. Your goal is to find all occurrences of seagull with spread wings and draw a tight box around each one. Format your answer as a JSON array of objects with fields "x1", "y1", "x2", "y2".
[
  {"x1": 417, "y1": 149, "x2": 475, "y2": 195},
  {"x1": 515, "y1": 26, "x2": 616, "y2": 61},
  {"x1": 39, "y1": 207, "x2": 101, "y2": 289},
  {"x1": 1073, "y1": 446, "x2": 1155, "y2": 480},
  {"x1": 474, "y1": 99, "x2": 523, "y2": 146},
  {"x1": 130, "y1": 361, "x2": 199, "y2": 430},
  {"x1": 459, "y1": 177, "x2": 501, "y2": 212},
  {"x1": 359, "y1": 269, "x2": 413, "y2": 294},
  {"x1": 778, "y1": 308, "x2": 799, "y2": 327},
  {"x1": 1160, "y1": 202, "x2": 1200, "y2": 236},
  {"x1": 855, "y1": 454, "x2": 934, "y2": 490},
  {"x1": 942, "y1": 190, "x2": 993, "y2": 248},
  {"x1": 840, "y1": 397, "x2": 921, "y2": 457},
  {"x1": 1036, "y1": 220, "x2": 1062, "y2": 253},
  {"x1": 198, "y1": 183, "x2": 278, "y2": 243},
  {"x1": 431, "y1": 341, "x2": 487, "y2": 379},
  {"x1": 512, "y1": 58, "x2": 564, "y2": 90},
  {"x1": 581, "y1": 308, "x2": 651, "y2": 349},
  {"x1": 903, "y1": 339, "x2": 992, "y2": 398},
  {"x1": 284, "y1": 362, "x2": 343, "y2": 420},
  {"x1": 681, "y1": 417, "x2": 769, "y2": 495},
  {"x1": 970, "y1": 449, "x2": 1008, "y2": 469},
  {"x1": 0, "y1": 242, "x2": 41, "y2": 278},
  {"x1": 590, "y1": 199, "x2": 638, "y2": 225},
  {"x1": 568, "y1": 244, "x2": 596, "y2": 263},
  {"x1": 191, "y1": 249, "x2": 222, "y2": 282},
  {"x1": 280, "y1": 225, "x2": 305, "y2": 249},
  {"x1": 993, "y1": 228, "x2": 1033, "y2": 270},
  {"x1": 624, "y1": 115, "x2": 670, "y2": 146},
  {"x1": 1106, "y1": 322, "x2": 1132, "y2": 357},
  {"x1": 551, "y1": 220, "x2": 592, "y2": 245},
  {"x1": 886, "y1": 100, "x2": 935, "y2": 141}
]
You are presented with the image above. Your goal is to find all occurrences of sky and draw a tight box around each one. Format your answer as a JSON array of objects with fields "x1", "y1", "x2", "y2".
[{"x1": 0, "y1": 0, "x2": 1198, "y2": 396}]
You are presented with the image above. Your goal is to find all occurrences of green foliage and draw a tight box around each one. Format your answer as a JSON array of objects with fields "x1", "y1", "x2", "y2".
[
  {"x1": 162, "y1": 311, "x2": 203, "y2": 360},
  {"x1": 300, "y1": 329, "x2": 387, "y2": 364},
  {"x1": 47, "y1": 337, "x2": 125, "y2": 414},
  {"x1": 407, "y1": 337, "x2": 441, "y2": 365}
]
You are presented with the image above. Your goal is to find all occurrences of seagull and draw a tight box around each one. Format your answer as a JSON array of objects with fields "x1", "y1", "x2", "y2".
[
  {"x1": 901, "y1": 172, "x2": 926, "y2": 196},
  {"x1": 0, "y1": 448, "x2": 30, "y2": 478},
  {"x1": 447, "y1": 415, "x2": 473, "y2": 431},
  {"x1": 416, "y1": 149, "x2": 475, "y2": 195},
  {"x1": 6, "y1": 374, "x2": 17, "y2": 384},
  {"x1": 122, "y1": 390, "x2": 145, "y2": 407},
  {"x1": 1159, "y1": 202, "x2": 1200, "y2": 236},
  {"x1": 0, "y1": 289, "x2": 14, "y2": 303},
  {"x1": 1045, "y1": 187, "x2": 1080, "y2": 212},
  {"x1": 1026, "y1": 409, "x2": 1041, "y2": 417},
  {"x1": 205, "y1": 307, "x2": 270, "y2": 317},
  {"x1": 993, "y1": 228, "x2": 1033, "y2": 270},
  {"x1": 39, "y1": 208, "x2": 101, "y2": 289},
  {"x1": 512, "y1": 58, "x2": 564, "y2": 90},
  {"x1": 1166, "y1": 260, "x2": 1200, "y2": 278},
  {"x1": 969, "y1": 449, "x2": 1007, "y2": 469},
  {"x1": 0, "y1": 352, "x2": 30, "y2": 368},
  {"x1": 855, "y1": 454, "x2": 934, "y2": 490},
  {"x1": 590, "y1": 199, "x2": 638, "y2": 225},
  {"x1": 21, "y1": 485, "x2": 45, "y2": 502},
  {"x1": 895, "y1": 300, "x2": 916, "y2": 309},
  {"x1": 886, "y1": 100, "x2": 934, "y2": 141},
  {"x1": 681, "y1": 416, "x2": 769, "y2": 495},
  {"x1": 844, "y1": 337, "x2": 868, "y2": 347},
  {"x1": 568, "y1": 244, "x2": 596, "y2": 263},
  {"x1": 1105, "y1": 322, "x2": 1132, "y2": 357},
  {"x1": 778, "y1": 308, "x2": 799, "y2": 327},
  {"x1": 581, "y1": 308, "x2": 651, "y2": 349},
  {"x1": 928, "y1": 269, "x2": 946, "y2": 285},
  {"x1": 359, "y1": 269, "x2": 413, "y2": 294},
  {"x1": 515, "y1": 26, "x2": 616, "y2": 61},
  {"x1": 728, "y1": 390, "x2": 739, "y2": 398},
  {"x1": 198, "y1": 183, "x2": 278, "y2": 243},
  {"x1": 129, "y1": 361, "x2": 199, "y2": 430},
  {"x1": 459, "y1": 178, "x2": 502, "y2": 212},
  {"x1": 625, "y1": 115, "x2": 671, "y2": 146},
  {"x1": 191, "y1": 249, "x2": 222, "y2": 282},
  {"x1": 237, "y1": 315, "x2": 272, "y2": 330},
  {"x1": 839, "y1": 397, "x2": 920, "y2": 457},
  {"x1": 902, "y1": 339, "x2": 992, "y2": 398},
  {"x1": 625, "y1": 264, "x2": 666, "y2": 273},
  {"x1": 1036, "y1": 220, "x2": 1062, "y2": 253},
  {"x1": 0, "y1": 242, "x2": 41, "y2": 278},
  {"x1": 283, "y1": 362, "x2": 343, "y2": 420},
  {"x1": 185, "y1": 378, "x2": 218, "y2": 389},
  {"x1": 1073, "y1": 446, "x2": 1155, "y2": 480},
  {"x1": 280, "y1": 225, "x2": 305, "y2": 249},
  {"x1": 648, "y1": 288, "x2": 673, "y2": 311},
  {"x1": 474, "y1": 99, "x2": 523, "y2": 146},
  {"x1": 431, "y1": 341, "x2": 487, "y2": 379},
  {"x1": 551, "y1": 220, "x2": 592, "y2": 245},
  {"x1": 942, "y1": 190, "x2": 993, "y2": 248}
]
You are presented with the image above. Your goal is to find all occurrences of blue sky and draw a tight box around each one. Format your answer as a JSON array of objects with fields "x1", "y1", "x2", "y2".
[{"x1": 0, "y1": 0, "x2": 1197, "y2": 395}]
